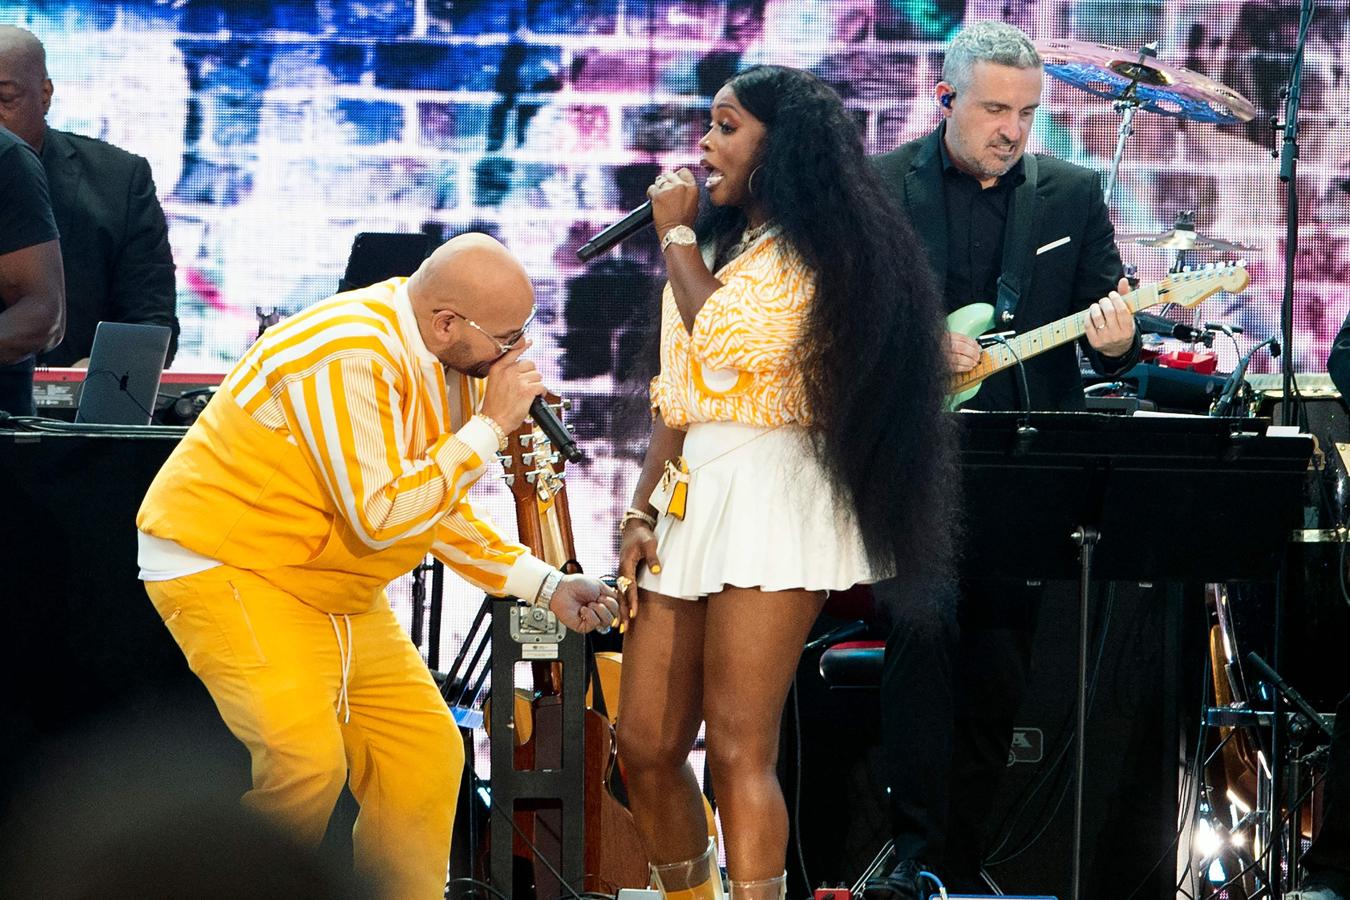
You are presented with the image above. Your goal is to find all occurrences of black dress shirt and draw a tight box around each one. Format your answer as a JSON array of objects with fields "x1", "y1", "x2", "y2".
[{"x1": 939, "y1": 138, "x2": 1025, "y2": 314}]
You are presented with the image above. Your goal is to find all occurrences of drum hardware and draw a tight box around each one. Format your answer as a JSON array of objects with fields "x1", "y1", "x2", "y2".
[
  {"x1": 1122, "y1": 214, "x2": 1261, "y2": 255},
  {"x1": 1038, "y1": 38, "x2": 1256, "y2": 207},
  {"x1": 1121, "y1": 210, "x2": 1261, "y2": 277}
]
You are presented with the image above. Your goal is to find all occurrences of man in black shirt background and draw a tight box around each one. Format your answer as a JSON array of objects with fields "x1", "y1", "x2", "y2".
[
  {"x1": 0, "y1": 26, "x2": 177, "y2": 369},
  {"x1": 1290, "y1": 329, "x2": 1350, "y2": 900},
  {"x1": 867, "y1": 21, "x2": 1140, "y2": 897},
  {"x1": 0, "y1": 124, "x2": 64, "y2": 415}
]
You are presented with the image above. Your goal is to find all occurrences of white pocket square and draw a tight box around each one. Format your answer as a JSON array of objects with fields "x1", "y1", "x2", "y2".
[{"x1": 1036, "y1": 235, "x2": 1071, "y2": 255}]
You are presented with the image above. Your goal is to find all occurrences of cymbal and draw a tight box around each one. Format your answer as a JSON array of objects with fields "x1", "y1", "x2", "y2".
[
  {"x1": 1120, "y1": 227, "x2": 1259, "y2": 253},
  {"x1": 1037, "y1": 38, "x2": 1257, "y2": 124}
]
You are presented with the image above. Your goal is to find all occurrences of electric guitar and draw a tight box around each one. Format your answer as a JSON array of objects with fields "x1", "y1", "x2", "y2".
[{"x1": 946, "y1": 262, "x2": 1250, "y2": 409}]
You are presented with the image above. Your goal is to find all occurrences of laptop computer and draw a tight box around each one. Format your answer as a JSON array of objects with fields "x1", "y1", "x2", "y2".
[{"x1": 75, "y1": 322, "x2": 172, "y2": 425}]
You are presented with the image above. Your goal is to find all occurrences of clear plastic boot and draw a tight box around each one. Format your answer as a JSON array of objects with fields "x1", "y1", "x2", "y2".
[
  {"x1": 650, "y1": 838, "x2": 725, "y2": 900},
  {"x1": 728, "y1": 872, "x2": 786, "y2": 900}
]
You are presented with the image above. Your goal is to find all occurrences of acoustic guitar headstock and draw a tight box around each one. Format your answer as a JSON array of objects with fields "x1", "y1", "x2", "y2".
[{"x1": 499, "y1": 393, "x2": 571, "y2": 507}]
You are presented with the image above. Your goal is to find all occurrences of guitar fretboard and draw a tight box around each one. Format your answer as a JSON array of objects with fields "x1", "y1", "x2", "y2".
[{"x1": 954, "y1": 282, "x2": 1165, "y2": 391}]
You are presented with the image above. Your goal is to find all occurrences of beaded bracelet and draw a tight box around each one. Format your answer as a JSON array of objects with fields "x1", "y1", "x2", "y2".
[
  {"x1": 472, "y1": 413, "x2": 509, "y2": 453},
  {"x1": 619, "y1": 506, "x2": 657, "y2": 534}
]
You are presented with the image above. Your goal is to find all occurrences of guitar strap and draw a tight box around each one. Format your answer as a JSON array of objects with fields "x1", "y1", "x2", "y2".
[{"x1": 994, "y1": 152, "x2": 1039, "y2": 327}]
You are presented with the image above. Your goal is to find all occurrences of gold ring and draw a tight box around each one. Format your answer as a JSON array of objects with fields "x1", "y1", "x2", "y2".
[{"x1": 615, "y1": 575, "x2": 633, "y2": 592}]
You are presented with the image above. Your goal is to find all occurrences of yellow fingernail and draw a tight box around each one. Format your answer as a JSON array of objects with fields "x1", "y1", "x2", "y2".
[
  {"x1": 619, "y1": 622, "x2": 627, "y2": 634},
  {"x1": 650, "y1": 564, "x2": 661, "y2": 574}
]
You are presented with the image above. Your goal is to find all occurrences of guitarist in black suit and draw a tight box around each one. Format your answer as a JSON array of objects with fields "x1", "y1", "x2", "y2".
[
  {"x1": 865, "y1": 21, "x2": 1141, "y2": 898},
  {"x1": 0, "y1": 26, "x2": 178, "y2": 369}
]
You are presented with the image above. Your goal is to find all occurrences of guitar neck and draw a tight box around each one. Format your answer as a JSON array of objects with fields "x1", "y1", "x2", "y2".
[{"x1": 954, "y1": 283, "x2": 1160, "y2": 392}]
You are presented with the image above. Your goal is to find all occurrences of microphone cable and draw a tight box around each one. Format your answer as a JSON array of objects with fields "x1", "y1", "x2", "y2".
[{"x1": 984, "y1": 334, "x2": 1037, "y2": 441}]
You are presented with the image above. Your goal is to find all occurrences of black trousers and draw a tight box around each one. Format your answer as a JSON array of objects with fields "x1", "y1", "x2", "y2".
[
  {"x1": 1304, "y1": 691, "x2": 1350, "y2": 888},
  {"x1": 875, "y1": 577, "x2": 1041, "y2": 889}
]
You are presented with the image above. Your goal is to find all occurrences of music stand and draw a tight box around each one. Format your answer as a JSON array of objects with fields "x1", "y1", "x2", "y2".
[{"x1": 956, "y1": 411, "x2": 1313, "y2": 900}]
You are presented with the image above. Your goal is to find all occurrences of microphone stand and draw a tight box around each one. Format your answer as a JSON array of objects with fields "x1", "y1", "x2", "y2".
[
  {"x1": 1275, "y1": 0, "x2": 1316, "y2": 429},
  {"x1": 1271, "y1": 2, "x2": 1315, "y2": 885}
]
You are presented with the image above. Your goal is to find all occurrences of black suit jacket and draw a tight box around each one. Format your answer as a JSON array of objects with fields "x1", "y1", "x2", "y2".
[
  {"x1": 38, "y1": 128, "x2": 178, "y2": 367},
  {"x1": 875, "y1": 126, "x2": 1135, "y2": 411}
]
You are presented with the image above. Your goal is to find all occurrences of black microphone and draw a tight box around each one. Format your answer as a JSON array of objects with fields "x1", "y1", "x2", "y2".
[
  {"x1": 1245, "y1": 651, "x2": 1333, "y2": 739},
  {"x1": 576, "y1": 201, "x2": 654, "y2": 262},
  {"x1": 530, "y1": 396, "x2": 583, "y2": 463},
  {"x1": 1212, "y1": 334, "x2": 1280, "y2": 417},
  {"x1": 1135, "y1": 312, "x2": 1207, "y2": 343}
]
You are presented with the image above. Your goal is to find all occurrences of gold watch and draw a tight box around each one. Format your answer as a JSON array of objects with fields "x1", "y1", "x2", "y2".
[{"x1": 660, "y1": 225, "x2": 697, "y2": 253}]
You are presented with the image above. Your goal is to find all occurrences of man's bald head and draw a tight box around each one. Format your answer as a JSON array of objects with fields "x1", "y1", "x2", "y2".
[
  {"x1": 0, "y1": 26, "x2": 51, "y2": 152},
  {"x1": 408, "y1": 233, "x2": 535, "y2": 377}
]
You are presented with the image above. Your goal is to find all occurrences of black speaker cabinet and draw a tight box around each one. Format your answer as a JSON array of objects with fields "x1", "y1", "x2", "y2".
[
  {"x1": 0, "y1": 431, "x2": 244, "y2": 806},
  {"x1": 790, "y1": 581, "x2": 1206, "y2": 900}
]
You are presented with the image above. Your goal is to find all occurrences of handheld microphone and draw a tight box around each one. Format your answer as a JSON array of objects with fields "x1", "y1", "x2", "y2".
[
  {"x1": 1135, "y1": 312, "x2": 1207, "y2": 343},
  {"x1": 530, "y1": 396, "x2": 583, "y2": 463},
  {"x1": 577, "y1": 201, "x2": 654, "y2": 262}
]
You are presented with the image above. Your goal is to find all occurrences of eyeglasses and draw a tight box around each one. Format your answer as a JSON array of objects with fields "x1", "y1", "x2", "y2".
[{"x1": 448, "y1": 307, "x2": 536, "y2": 357}]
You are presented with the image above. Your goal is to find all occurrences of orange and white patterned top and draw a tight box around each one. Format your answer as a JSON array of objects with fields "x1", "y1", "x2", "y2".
[{"x1": 651, "y1": 234, "x2": 814, "y2": 429}]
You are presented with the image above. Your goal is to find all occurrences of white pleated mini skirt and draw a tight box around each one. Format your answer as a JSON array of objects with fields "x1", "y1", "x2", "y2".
[{"x1": 637, "y1": 421, "x2": 885, "y2": 601}]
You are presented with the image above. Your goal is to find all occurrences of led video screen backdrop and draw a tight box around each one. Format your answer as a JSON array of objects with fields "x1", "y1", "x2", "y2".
[{"x1": 6, "y1": 0, "x2": 1347, "y2": 764}]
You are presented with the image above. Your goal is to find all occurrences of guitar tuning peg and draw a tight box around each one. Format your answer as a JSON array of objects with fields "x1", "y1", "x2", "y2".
[
  {"x1": 547, "y1": 452, "x2": 561, "y2": 465},
  {"x1": 502, "y1": 474, "x2": 515, "y2": 487},
  {"x1": 525, "y1": 472, "x2": 538, "y2": 484},
  {"x1": 555, "y1": 470, "x2": 566, "y2": 480},
  {"x1": 519, "y1": 433, "x2": 535, "y2": 447},
  {"x1": 521, "y1": 452, "x2": 536, "y2": 464}
]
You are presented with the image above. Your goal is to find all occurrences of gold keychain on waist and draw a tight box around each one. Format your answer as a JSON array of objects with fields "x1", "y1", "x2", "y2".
[{"x1": 648, "y1": 424, "x2": 784, "y2": 521}]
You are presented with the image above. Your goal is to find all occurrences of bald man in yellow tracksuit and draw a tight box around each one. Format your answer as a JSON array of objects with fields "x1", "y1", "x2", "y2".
[{"x1": 136, "y1": 235, "x2": 620, "y2": 899}]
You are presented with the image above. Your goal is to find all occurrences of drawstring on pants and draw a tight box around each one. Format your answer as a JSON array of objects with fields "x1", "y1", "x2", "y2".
[{"x1": 328, "y1": 613, "x2": 353, "y2": 723}]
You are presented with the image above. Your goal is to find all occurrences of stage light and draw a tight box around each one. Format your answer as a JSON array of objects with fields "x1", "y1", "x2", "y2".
[{"x1": 1195, "y1": 818, "x2": 1223, "y2": 858}]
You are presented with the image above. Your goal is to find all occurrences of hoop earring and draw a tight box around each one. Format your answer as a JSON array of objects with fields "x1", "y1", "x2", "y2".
[{"x1": 747, "y1": 165, "x2": 764, "y2": 197}]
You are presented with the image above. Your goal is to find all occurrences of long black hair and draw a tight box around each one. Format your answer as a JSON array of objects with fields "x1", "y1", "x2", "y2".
[{"x1": 697, "y1": 64, "x2": 958, "y2": 580}]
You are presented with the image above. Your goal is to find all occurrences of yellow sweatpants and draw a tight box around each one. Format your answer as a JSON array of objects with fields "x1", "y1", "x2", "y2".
[{"x1": 145, "y1": 565, "x2": 462, "y2": 900}]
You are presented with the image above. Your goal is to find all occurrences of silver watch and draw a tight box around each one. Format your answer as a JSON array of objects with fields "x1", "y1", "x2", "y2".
[{"x1": 533, "y1": 569, "x2": 563, "y2": 609}]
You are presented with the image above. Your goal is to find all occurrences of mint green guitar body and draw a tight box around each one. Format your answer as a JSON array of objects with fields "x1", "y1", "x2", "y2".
[{"x1": 945, "y1": 302, "x2": 996, "y2": 410}]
